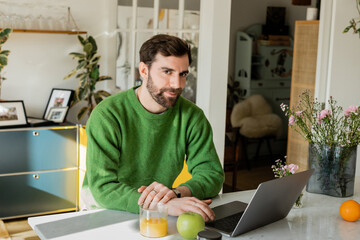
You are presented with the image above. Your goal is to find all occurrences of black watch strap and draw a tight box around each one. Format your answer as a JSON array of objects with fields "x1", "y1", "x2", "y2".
[{"x1": 172, "y1": 188, "x2": 181, "y2": 198}]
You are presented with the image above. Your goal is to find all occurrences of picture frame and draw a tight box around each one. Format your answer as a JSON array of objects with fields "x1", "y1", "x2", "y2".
[
  {"x1": 43, "y1": 88, "x2": 74, "y2": 119},
  {"x1": 0, "y1": 101, "x2": 28, "y2": 128},
  {"x1": 45, "y1": 107, "x2": 69, "y2": 123}
]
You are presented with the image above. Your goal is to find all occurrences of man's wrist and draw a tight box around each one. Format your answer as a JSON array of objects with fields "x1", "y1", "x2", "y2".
[{"x1": 171, "y1": 188, "x2": 181, "y2": 198}]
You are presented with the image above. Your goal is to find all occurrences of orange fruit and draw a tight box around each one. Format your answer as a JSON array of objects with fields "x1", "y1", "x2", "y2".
[{"x1": 339, "y1": 200, "x2": 360, "y2": 222}]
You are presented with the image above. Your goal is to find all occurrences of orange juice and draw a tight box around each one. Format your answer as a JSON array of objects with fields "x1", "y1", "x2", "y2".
[{"x1": 140, "y1": 217, "x2": 167, "y2": 237}]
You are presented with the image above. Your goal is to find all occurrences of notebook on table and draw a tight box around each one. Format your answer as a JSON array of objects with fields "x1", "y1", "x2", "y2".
[{"x1": 206, "y1": 169, "x2": 314, "y2": 237}]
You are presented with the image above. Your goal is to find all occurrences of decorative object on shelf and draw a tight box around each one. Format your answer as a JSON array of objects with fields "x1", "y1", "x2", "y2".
[
  {"x1": 0, "y1": 100, "x2": 28, "y2": 128},
  {"x1": 0, "y1": 1, "x2": 79, "y2": 32},
  {"x1": 45, "y1": 106, "x2": 69, "y2": 123},
  {"x1": 43, "y1": 88, "x2": 74, "y2": 121},
  {"x1": 0, "y1": 28, "x2": 12, "y2": 99},
  {"x1": 281, "y1": 90, "x2": 360, "y2": 197},
  {"x1": 271, "y1": 158, "x2": 303, "y2": 208},
  {"x1": 343, "y1": 0, "x2": 360, "y2": 38},
  {"x1": 64, "y1": 35, "x2": 112, "y2": 120}
]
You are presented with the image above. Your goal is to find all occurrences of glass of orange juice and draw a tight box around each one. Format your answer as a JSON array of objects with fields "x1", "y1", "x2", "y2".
[{"x1": 139, "y1": 203, "x2": 168, "y2": 238}]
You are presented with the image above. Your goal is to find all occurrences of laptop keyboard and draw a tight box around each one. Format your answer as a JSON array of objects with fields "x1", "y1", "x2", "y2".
[{"x1": 206, "y1": 211, "x2": 244, "y2": 233}]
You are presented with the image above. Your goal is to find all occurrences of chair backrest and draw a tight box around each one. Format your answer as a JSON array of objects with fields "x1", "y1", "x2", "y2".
[{"x1": 230, "y1": 95, "x2": 272, "y2": 128}]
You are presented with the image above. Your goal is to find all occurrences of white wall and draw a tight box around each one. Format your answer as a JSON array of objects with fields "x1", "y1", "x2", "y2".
[
  {"x1": 228, "y1": 0, "x2": 316, "y2": 83},
  {"x1": 1, "y1": 0, "x2": 118, "y2": 124},
  {"x1": 316, "y1": 0, "x2": 360, "y2": 176}
]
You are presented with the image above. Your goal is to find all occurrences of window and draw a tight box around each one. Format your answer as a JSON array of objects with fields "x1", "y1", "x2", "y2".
[{"x1": 116, "y1": 0, "x2": 200, "y2": 102}]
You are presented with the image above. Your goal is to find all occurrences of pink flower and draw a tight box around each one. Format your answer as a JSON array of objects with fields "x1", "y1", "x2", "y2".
[
  {"x1": 295, "y1": 111, "x2": 303, "y2": 116},
  {"x1": 345, "y1": 106, "x2": 358, "y2": 117},
  {"x1": 289, "y1": 115, "x2": 296, "y2": 125},
  {"x1": 319, "y1": 109, "x2": 331, "y2": 120},
  {"x1": 287, "y1": 164, "x2": 299, "y2": 174}
]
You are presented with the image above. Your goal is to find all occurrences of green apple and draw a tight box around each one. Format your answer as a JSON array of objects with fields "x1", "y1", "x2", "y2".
[{"x1": 176, "y1": 212, "x2": 205, "y2": 239}]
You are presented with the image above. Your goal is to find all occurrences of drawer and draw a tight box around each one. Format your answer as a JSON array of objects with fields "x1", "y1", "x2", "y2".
[
  {"x1": 0, "y1": 128, "x2": 78, "y2": 174},
  {"x1": 0, "y1": 169, "x2": 77, "y2": 219}
]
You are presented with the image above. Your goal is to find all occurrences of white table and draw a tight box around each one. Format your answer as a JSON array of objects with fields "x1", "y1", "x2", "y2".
[{"x1": 28, "y1": 187, "x2": 360, "y2": 240}]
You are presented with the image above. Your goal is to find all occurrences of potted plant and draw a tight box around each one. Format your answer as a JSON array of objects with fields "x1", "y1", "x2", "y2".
[
  {"x1": 0, "y1": 28, "x2": 12, "y2": 99},
  {"x1": 64, "y1": 35, "x2": 112, "y2": 120},
  {"x1": 281, "y1": 90, "x2": 360, "y2": 197}
]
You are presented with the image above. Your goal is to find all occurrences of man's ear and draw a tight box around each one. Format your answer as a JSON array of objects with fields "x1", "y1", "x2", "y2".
[{"x1": 139, "y1": 62, "x2": 148, "y2": 81}]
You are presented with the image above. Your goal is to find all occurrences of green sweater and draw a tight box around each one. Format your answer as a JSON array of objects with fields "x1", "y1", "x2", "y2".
[{"x1": 83, "y1": 87, "x2": 224, "y2": 213}]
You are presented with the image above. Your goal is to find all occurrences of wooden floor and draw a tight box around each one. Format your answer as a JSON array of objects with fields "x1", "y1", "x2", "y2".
[{"x1": 0, "y1": 218, "x2": 39, "y2": 240}]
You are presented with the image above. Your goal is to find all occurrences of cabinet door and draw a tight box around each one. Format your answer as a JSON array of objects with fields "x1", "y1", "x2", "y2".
[
  {"x1": 0, "y1": 128, "x2": 77, "y2": 174},
  {"x1": 0, "y1": 169, "x2": 77, "y2": 219}
]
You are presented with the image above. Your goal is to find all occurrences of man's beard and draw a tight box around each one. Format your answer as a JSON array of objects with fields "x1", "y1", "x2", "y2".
[{"x1": 146, "y1": 73, "x2": 183, "y2": 109}]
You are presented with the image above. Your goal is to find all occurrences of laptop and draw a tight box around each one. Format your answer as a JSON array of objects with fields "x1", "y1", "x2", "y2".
[{"x1": 206, "y1": 169, "x2": 314, "y2": 237}]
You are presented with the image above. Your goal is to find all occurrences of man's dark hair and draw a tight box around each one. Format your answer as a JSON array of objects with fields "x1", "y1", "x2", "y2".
[{"x1": 139, "y1": 34, "x2": 192, "y2": 68}]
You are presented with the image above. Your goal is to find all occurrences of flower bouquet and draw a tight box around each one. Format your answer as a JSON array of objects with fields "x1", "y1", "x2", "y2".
[
  {"x1": 272, "y1": 159, "x2": 303, "y2": 208},
  {"x1": 281, "y1": 90, "x2": 360, "y2": 197}
]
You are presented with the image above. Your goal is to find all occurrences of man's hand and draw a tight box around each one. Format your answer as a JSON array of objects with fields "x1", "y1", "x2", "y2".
[
  {"x1": 165, "y1": 197, "x2": 215, "y2": 222},
  {"x1": 137, "y1": 181, "x2": 176, "y2": 208}
]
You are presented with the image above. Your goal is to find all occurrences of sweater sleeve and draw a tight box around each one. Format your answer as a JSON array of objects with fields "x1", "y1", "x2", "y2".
[
  {"x1": 180, "y1": 114, "x2": 225, "y2": 199},
  {"x1": 85, "y1": 108, "x2": 141, "y2": 213}
]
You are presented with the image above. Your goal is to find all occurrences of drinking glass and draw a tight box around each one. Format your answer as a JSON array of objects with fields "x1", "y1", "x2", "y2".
[{"x1": 139, "y1": 203, "x2": 168, "y2": 238}]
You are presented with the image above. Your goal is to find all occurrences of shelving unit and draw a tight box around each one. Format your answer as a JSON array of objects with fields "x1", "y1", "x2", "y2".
[
  {"x1": 0, "y1": 28, "x2": 87, "y2": 34},
  {"x1": 234, "y1": 27, "x2": 293, "y2": 140}
]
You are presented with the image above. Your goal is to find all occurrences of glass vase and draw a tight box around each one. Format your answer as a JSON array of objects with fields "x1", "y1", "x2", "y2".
[{"x1": 306, "y1": 144, "x2": 357, "y2": 197}]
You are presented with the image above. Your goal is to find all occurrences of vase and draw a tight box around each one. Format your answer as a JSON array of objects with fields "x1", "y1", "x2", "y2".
[{"x1": 306, "y1": 144, "x2": 357, "y2": 197}]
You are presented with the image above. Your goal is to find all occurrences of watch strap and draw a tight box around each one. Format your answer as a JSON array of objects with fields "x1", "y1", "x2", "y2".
[{"x1": 172, "y1": 188, "x2": 181, "y2": 198}]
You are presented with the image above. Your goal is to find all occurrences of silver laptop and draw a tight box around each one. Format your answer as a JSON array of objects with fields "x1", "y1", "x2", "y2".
[{"x1": 206, "y1": 169, "x2": 314, "y2": 237}]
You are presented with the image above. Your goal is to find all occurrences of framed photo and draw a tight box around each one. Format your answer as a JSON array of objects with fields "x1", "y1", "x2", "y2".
[
  {"x1": 43, "y1": 88, "x2": 74, "y2": 119},
  {"x1": 45, "y1": 107, "x2": 69, "y2": 123},
  {"x1": 0, "y1": 101, "x2": 28, "y2": 128}
]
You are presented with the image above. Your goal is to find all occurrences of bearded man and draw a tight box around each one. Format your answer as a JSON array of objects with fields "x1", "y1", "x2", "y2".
[{"x1": 82, "y1": 34, "x2": 224, "y2": 222}]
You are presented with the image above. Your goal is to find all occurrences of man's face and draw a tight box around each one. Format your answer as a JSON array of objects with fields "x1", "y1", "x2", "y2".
[{"x1": 144, "y1": 53, "x2": 189, "y2": 109}]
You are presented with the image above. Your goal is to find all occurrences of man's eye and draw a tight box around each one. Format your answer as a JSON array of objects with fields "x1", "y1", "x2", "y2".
[
  {"x1": 164, "y1": 70, "x2": 171, "y2": 75},
  {"x1": 180, "y1": 72, "x2": 189, "y2": 77}
]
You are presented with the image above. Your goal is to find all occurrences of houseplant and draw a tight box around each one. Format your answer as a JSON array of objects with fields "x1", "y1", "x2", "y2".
[
  {"x1": 0, "y1": 28, "x2": 12, "y2": 99},
  {"x1": 64, "y1": 35, "x2": 112, "y2": 120},
  {"x1": 281, "y1": 90, "x2": 360, "y2": 197},
  {"x1": 343, "y1": 0, "x2": 360, "y2": 37}
]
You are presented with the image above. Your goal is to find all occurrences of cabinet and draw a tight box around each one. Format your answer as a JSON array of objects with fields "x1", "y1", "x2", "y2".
[
  {"x1": 0, "y1": 125, "x2": 79, "y2": 220},
  {"x1": 287, "y1": 21, "x2": 319, "y2": 171},
  {"x1": 234, "y1": 28, "x2": 293, "y2": 140}
]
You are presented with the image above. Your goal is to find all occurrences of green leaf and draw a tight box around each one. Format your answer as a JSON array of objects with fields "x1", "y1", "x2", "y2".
[
  {"x1": 97, "y1": 76, "x2": 112, "y2": 82},
  {"x1": 83, "y1": 43, "x2": 93, "y2": 55},
  {"x1": 77, "y1": 106, "x2": 90, "y2": 120},
  {"x1": 76, "y1": 60, "x2": 87, "y2": 70},
  {"x1": 90, "y1": 66, "x2": 99, "y2": 80},
  {"x1": 78, "y1": 35, "x2": 86, "y2": 46},
  {"x1": 91, "y1": 56, "x2": 100, "y2": 63},
  {"x1": 88, "y1": 36, "x2": 98, "y2": 53},
  {"x1": 0, "y1": 55, "x2": 8, "y2": 65},
  {"x1": 0, "y1": 50, "x2": 10, "y2": 56},
  {"x1": 97, "y1": 90, "x2": 111, "y2": 98},
  {"x1": 69, "y1": 52, "x2": 86, "y2": 59},
  {"x1": 0, "y1": 28, "x2": 12, "y2": 44},
  {"x1": 78, "y1": 87, "x2": 89, "y2": 100},
  {"x1": 94, "y1": 92, "x2": 103, "y2": 105},
  {"x1": 79, "y1": 75, "x2": 87, "y2": 87},
  {"x1": 64, "y1": 69, "x2": 77, "y2": 80}
]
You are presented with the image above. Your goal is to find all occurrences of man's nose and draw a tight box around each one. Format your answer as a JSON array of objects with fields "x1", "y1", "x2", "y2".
[{"x1": 170, "y1": 75, "x2": 181, "y2": 89}]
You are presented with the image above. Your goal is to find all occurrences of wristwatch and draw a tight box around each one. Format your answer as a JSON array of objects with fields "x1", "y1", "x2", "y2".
[{"x1": 172, "y1": 188, "x2": 181, "y2": 198}]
